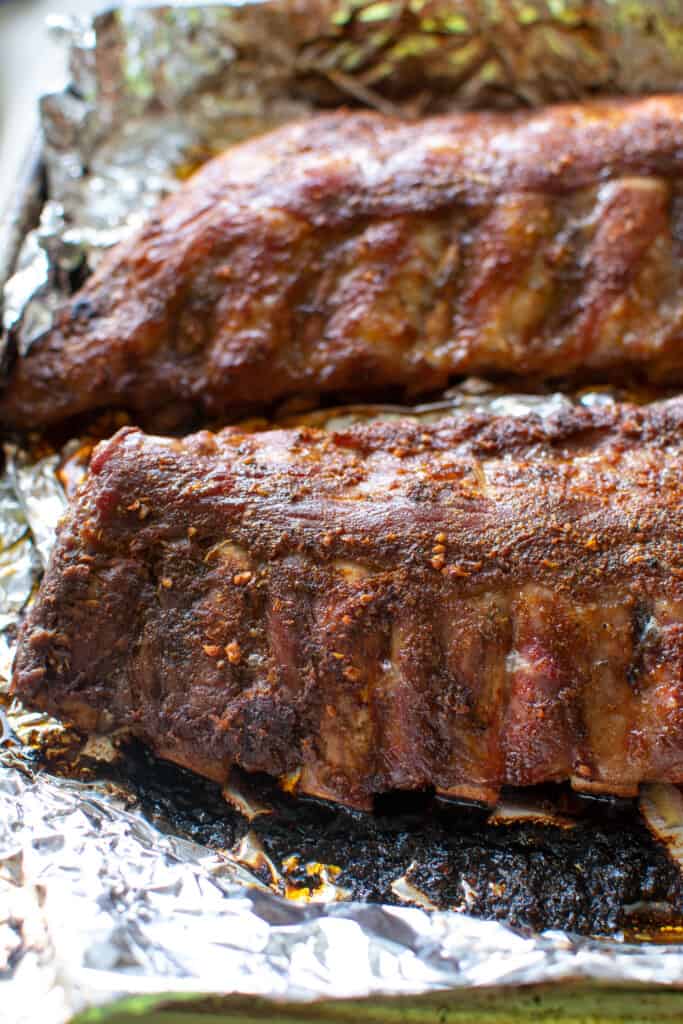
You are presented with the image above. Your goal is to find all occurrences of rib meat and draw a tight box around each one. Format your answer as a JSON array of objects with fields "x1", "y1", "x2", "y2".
[
  {"x1": 6, "y1": 96, "x2": 683, "y2": 430},
  {"x1": 12, "y1": 399, "x2": 683, "y2": 809}
]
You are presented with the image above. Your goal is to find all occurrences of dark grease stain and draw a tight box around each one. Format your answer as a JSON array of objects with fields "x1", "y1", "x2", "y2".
[{"x1": 98, "y1": 740, "x2": 683, "y2": 938}]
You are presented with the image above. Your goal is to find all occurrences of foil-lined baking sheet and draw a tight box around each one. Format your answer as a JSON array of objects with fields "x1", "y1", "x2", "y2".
[{"x1": 5, "y1": 5, "x2": 683, "y2": 1023}]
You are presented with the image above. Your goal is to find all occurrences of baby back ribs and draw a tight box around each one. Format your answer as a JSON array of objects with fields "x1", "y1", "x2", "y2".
[
  {"x1": 5, "y1": 96, "x2": 683, "y2": 430},
  {"x1": 12, "y1": 399, "x2": 683, "y2": 808}
]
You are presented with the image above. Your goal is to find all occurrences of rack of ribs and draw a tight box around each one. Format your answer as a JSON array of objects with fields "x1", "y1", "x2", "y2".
[
  {"x1": 12, "y1": 398, "x2": 683, "y2": 809},
  {"x1": 4, "y1": 95, "x2": 683, "y2": 431}
]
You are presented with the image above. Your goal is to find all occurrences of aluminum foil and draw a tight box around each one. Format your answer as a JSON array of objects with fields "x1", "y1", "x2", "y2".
[{"x1": 5, "y1": 5, "x2": 683, "y2": 1023}]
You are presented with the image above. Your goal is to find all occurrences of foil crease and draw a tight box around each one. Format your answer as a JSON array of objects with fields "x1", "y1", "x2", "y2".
[{"x1": 4, "y1": 4, "x2": 683, "y2": 1022}]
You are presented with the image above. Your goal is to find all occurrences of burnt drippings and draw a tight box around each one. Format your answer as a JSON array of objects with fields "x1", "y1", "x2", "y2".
[{"x1": 101, "y1": 741, "x2": 683, "y2": 937}]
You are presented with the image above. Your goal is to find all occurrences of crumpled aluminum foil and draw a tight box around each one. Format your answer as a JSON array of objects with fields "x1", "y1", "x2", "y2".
[
  {"x1": 4, "y1": 5, "x2": 683, "y2": 1023},
  {"x1": 7, "y1": 763, "x2": 683, "y2": 1024}
]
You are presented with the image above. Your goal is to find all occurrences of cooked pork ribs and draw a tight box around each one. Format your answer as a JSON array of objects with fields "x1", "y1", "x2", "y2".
[
  {"x1": 5, "y1": 96, "x2": 683, "y2": 430},
  {"x1": 12, "y1": 399, "x2": 683, "y2": 809}
]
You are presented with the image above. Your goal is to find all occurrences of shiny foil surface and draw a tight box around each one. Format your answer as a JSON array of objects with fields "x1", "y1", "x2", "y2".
[{"x1": 5, "y1": 6, "x2": 683, "y2": 1023}]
